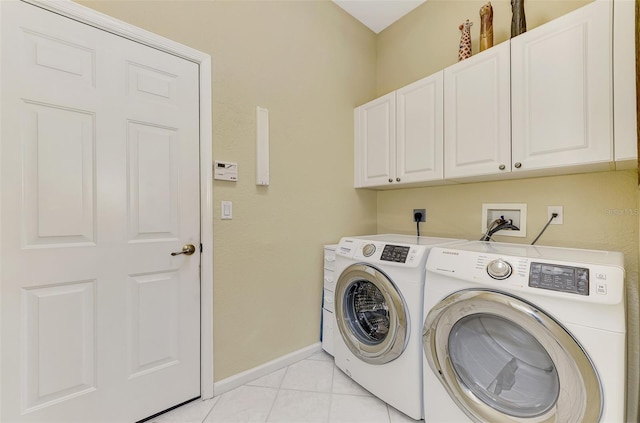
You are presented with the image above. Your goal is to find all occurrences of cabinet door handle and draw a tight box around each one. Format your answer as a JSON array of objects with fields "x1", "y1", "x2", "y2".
[
  {"x1": 514, "y1": 162, "x2": 522, "y2": 169},
  {"x1": 388, "y1": 178, "x2": 393, "y2": 183},
  {"x1": 499, "y1": 164, "x2": 506, "y2": 170},
  {"x1": 396, "y1": 177, "x2": 401, "y2": 182}
]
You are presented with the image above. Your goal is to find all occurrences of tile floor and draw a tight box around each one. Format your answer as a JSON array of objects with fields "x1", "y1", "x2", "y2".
[{"x1": 150, "y1": 351, "x2": 420, "y2": 423}]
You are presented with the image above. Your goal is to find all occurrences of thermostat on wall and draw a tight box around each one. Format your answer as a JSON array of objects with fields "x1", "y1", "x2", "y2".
[{"x1": 214, "y1": 161, "x2": 238, "y2": 181}]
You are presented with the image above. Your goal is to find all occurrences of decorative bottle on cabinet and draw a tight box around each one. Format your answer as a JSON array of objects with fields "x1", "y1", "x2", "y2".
[
  {"x1": 511, "y1": 0, "x2": 526, "y2": 37},
  {"x1": 480, "y1": 2, "x2": 493, "y2": 51},
  {"x1": 458, "y1": 20, "x2": 473, "y2": 61}
]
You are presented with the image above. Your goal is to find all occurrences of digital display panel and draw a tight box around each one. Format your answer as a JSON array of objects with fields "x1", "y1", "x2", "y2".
[
  {"x1": 380, "y1": 245, "x2": 410, "y2": 263},
  {"x1": 529, "y1": 262, "x2": 589, "y2": 295}
]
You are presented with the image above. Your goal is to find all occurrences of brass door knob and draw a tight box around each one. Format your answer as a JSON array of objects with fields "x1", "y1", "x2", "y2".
[{"x1": 171, "y1": 244, "x2": 196, "y2": 256}]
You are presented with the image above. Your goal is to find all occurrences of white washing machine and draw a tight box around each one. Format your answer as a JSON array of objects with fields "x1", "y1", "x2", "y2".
[
  {"x1": 422, "y1": 241, "x2": 626, "y2": 423},
  {"x1": 333, "y1": 234, "x2": 466, "y2": 420}
]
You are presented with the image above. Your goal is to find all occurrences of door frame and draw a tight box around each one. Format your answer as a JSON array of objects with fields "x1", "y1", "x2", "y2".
[{"x1": 3, "y1": 0, "x2": 215, "y2": 401}]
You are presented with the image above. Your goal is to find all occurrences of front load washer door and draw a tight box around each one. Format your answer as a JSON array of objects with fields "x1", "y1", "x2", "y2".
[
  {"x1": 335, "y1": 264, "x2": 409, "y2": 365},
  {"x1": 423, "y1": 289, "x2": 602, "y2": 423}
]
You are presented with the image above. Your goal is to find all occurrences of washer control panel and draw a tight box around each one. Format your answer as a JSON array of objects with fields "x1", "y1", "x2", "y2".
[
  {"x1": 337, "y1": 238, "x2": 427, "y2": 267},
  {"x1": 529, "y1": 262, "x2": 589, "y2": 296},
  {"x1": 380, "y1": 245, "x2": 410, "y2": 263}
]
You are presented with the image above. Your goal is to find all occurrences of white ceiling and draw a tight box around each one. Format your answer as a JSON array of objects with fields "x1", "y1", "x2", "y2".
[{"x1": 332, "y1": 0, "x2": 427, "y2": 34}]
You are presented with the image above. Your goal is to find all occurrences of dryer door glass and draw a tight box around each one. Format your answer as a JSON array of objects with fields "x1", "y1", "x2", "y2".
[{"x1": 448, "y1": 314, "x2": 560, "y2": 418}]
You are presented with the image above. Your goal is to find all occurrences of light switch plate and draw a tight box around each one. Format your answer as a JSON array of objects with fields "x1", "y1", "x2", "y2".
[{"x1": 221, "y1": 201, "x2": 232, "y2": 220}]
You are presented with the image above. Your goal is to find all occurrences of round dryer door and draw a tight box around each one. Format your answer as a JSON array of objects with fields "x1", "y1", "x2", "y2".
[
  {"x1": 423, "y1": 289, "x2": 602, "y2": 423},
  {"x1": 335, "y1": 264, "x2": 408, "y2": 365}
]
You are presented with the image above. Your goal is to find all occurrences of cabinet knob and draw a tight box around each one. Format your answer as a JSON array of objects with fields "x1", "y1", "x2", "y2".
[
  {"x1": 388, "y1": 178, "x2": 393, "y2": 183},
  {"x1": 499, "y1": 164, "x2": 506, "y2": 170},
  {"x1": 396, "y1": 177, "x2": 401, "y2": 182},
  {"x1": 514, "y1": 162, "x2": 522, "y2": 169}
]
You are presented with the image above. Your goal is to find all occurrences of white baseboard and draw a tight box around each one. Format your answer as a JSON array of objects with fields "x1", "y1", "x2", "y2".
[{"x1": 213, "y1": 342, "x2": 322, "y2": 396}]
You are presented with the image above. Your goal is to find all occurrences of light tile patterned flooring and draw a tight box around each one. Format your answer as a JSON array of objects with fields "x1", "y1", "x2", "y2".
[{"x1": 150, "y1": 351, "x2": 420, "y2": 423}]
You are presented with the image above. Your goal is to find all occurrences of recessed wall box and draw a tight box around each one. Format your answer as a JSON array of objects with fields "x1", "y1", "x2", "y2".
[
  {"x1": 481, "y1": 203, "x2": 527, "y2": 238},
  {"x1": 214, "y1": 161, "x2": 238, "y2": 181}
]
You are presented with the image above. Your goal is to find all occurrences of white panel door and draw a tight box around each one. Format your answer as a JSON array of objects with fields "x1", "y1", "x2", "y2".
[
  {"x1": 354, "y1": 92, "x2": 396, "y2": 188},
  {"x1": 396, "y1": 71, "x2": 444, "y2": 184},
  {"x1": 1, "y1": 2, "x2": 201, "y2": 422},
  {"x1": 443, "y1": 42, "x2": 511, "y2": 179},
  {"x1": 511, "y1": 0, "x2": 612, "y2": 172}
]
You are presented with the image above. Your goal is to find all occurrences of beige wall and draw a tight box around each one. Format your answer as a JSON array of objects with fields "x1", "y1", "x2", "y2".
[
  {"x1": 76, "y1": 0, "x2": 378, "y2": 381},
  {"x1": 376, "y1": 1, "x2": 639, "y2": 421}
]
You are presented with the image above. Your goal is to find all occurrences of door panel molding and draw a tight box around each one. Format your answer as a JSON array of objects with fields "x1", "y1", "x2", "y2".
[{"x1": 6, "y1": 0, "x2": 214, "y2": 402}]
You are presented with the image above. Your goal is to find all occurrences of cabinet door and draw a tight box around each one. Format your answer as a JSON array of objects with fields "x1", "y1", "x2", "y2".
[
  {"x1": 511, "y1": 0, "x2": 612, "y2": 172},
  {"x1": 613, "y1": 0, "x2": 637, "y2": 167},
  {"x1": 354, "y1": 93, "x2": 396, "y2": 188},
  {"x1": 396, "y1": 71, "x2": 444, "y2": 184},
  {"x1": 444, "y1": 42, "x2": 511, "y2": 179}
]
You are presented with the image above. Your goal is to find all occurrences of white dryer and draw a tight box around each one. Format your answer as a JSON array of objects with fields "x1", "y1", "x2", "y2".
[
  {"x1": 333, "y1": 234, "x2": 465, "y2": 420},
  {"x1": 422, "y1": 241, "x2": 626, "y2": 423}
]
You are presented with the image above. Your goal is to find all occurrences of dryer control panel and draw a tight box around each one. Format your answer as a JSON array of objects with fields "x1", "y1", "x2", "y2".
[
  {"x1": 426, "y1": 244, "x2": 625, "y2": 305},
  {"x1": 529, "y1": 262, "x2": 589, "y2": 296}
]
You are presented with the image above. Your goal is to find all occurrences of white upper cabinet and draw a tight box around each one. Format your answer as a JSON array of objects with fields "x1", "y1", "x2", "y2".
[
  {"x1": 396, "y1": 72, "x2": 444, "y2": 184},
  {"x1": 613, "y1": 0, "x2": 638, "y2": 167},
  {"x1": 354, "y1": 0, "x2": 635, "y2": 189},
  {"x1": 444, "y1": 42, "x2": 511, "y2": 179},
  {"x1": 511, "y1": 0, "x2": 613, "y2": 173},
  {"x1": 354, "y1": 92, "x2": 396, "y2": 188},
  {"x1": 355, "y1": 72, "x2": 444, "y2": 188}
]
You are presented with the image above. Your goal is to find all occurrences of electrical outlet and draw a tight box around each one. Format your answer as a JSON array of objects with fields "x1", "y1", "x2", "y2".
[
  {"x1": 413, "y1": 209, "x2": 426, "y2": 222},
  {"x1": 548, "y1": 206, "x2": 563, "y2": 224},
  {"x1": 481, "y1": 203, "x2": 527, "y2": 238}
]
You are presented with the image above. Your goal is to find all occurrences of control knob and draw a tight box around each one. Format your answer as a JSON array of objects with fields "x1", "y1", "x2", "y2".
[
  {"x1": 487, "y1": 259, "x2": 512, "y2": 280},
  {"x1": 362, "y1": 243, "x2": 376, "y2": 257}
]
